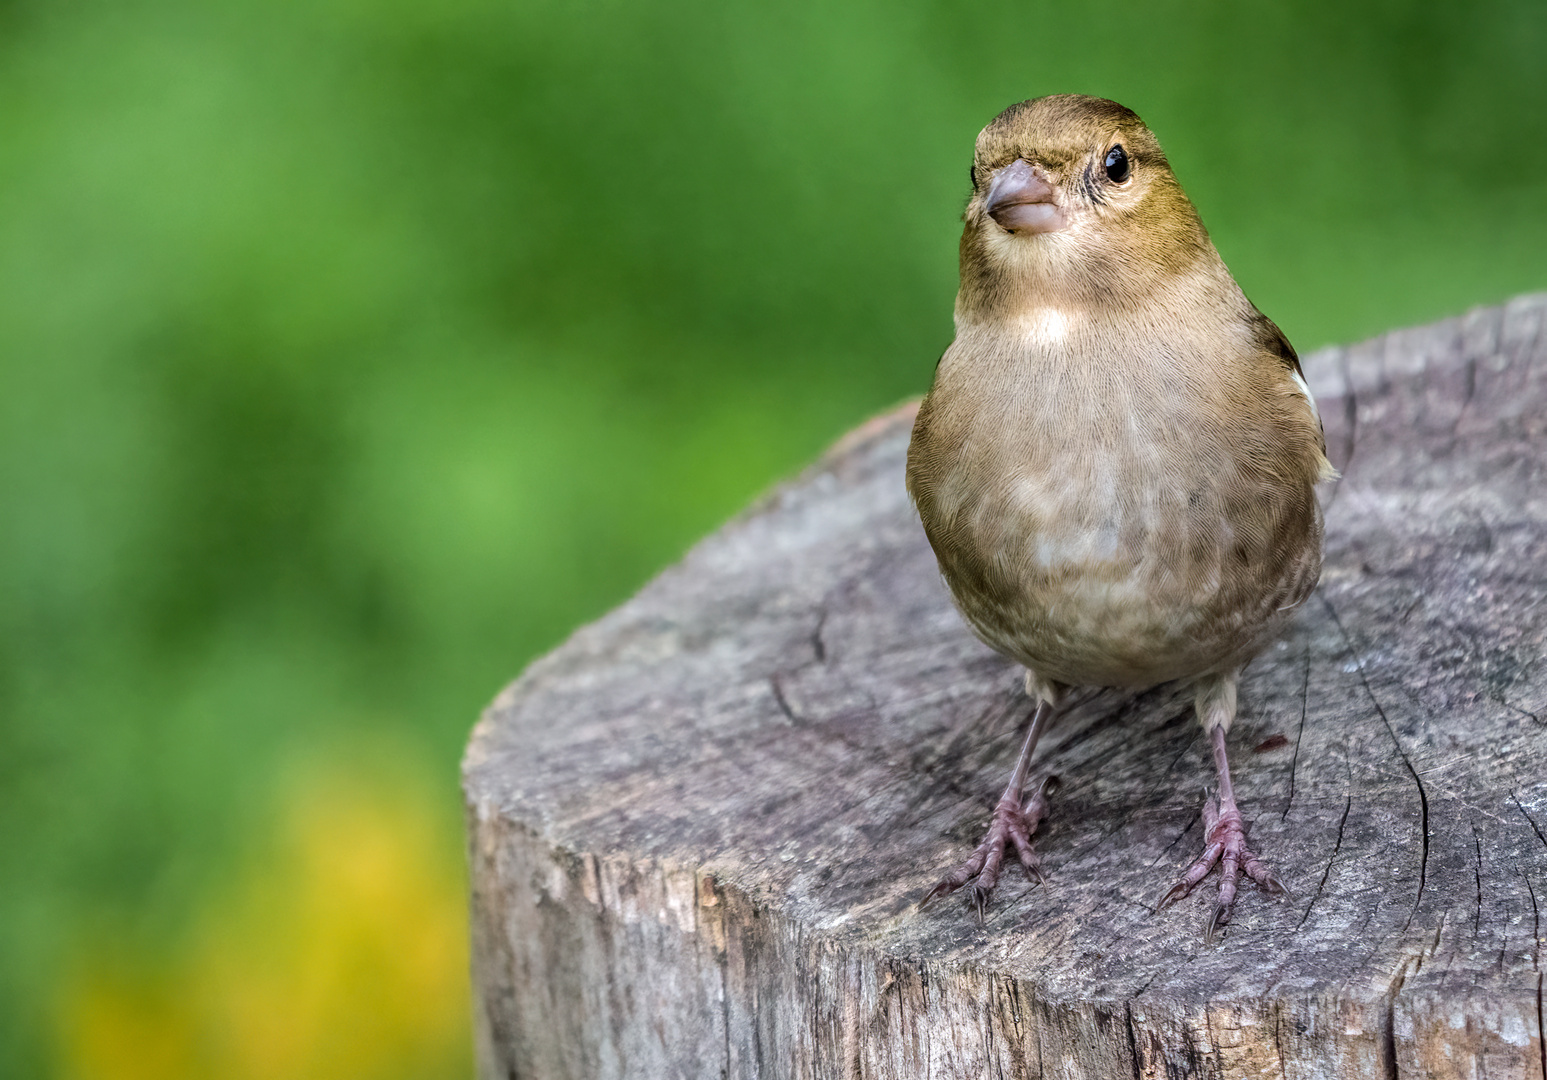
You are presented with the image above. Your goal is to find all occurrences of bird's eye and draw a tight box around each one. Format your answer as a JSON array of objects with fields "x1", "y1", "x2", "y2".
[{"x1": 1104, "y1": 145, "x2": 1130, "y2": 183}]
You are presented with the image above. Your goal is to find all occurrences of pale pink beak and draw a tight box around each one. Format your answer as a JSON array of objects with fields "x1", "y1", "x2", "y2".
[{"x1": 984, "y1": 159, "x2": 1066, "y2": 234}]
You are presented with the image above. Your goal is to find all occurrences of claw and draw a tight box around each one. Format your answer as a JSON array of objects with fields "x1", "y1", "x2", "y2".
[
  {"x1": 970, "y1": 885, "x2": 990, "y2": 924},
  {"x1": 1205, "y1": 903, "x2": 1229, "y2": 944},
  {"x1": 1156, "y1": 878, "x2": 1190, "y2": 913},
  {"x1": 919, "y1": 880, "x2": 956, "y2": 909},
  {"x1": 919, "y1": 844, "x2": 988, "y2": 909}
]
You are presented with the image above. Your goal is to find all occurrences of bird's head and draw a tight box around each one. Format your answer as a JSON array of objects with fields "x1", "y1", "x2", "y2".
[{"x1": 958, "y1": 95, "x2": 1212, "y2": 317}]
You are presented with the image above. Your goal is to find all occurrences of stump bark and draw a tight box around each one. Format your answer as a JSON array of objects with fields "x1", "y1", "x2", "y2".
[{"x1": 464, "y1": 295, "x2": 1547, "y2": 1079}]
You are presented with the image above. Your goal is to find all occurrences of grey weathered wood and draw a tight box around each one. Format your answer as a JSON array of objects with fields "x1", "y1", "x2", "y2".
[{"x1": 464, "y1": 295, "x2": 1547, "y2": 1079}]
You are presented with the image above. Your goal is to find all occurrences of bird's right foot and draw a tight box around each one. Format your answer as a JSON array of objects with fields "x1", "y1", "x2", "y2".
[{"x1": 921, "y1": 776, "x2": 1058, "y2": 920}]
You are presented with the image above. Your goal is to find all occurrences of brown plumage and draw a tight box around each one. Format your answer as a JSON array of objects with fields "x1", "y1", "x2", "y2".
[{"x1": 907, "y1": 95, "x2": 1334, "y2": 935}]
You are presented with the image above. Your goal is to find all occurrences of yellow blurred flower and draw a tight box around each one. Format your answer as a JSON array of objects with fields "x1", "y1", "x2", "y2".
[{"x1": 61, "y1": 760, "x2": 472, "y2": 1080}]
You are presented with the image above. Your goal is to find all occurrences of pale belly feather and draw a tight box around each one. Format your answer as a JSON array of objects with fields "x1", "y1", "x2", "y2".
[{"x1": 918, "y1": 385, "x2": 1319, "y2": 690}]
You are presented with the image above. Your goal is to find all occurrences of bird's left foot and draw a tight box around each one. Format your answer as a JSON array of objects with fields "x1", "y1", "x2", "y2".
[{"x1": 1158, "y1": 792, "x2": 1284, "y2": 939}]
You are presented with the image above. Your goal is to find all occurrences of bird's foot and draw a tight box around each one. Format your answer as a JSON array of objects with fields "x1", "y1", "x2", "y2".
[
  {"x1": 921, "y1": 776, "x2": 1058, "y2": 920},
  {"x1": 1158, "y1": 792, "x2": 1284, "y2": 940}
]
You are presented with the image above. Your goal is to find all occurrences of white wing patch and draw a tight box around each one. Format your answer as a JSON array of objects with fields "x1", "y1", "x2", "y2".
[{"x1": 1289, "y1": 367, "x2": 1321, "y2": 425}]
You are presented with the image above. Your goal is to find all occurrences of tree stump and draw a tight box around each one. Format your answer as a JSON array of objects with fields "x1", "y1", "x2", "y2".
[{"x1": 464, "y1": 295, "x2": 1547, "y2": 1079}]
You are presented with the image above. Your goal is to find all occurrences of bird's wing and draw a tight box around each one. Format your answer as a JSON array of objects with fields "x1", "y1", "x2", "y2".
[
  {"x1": 1248, "y1": 308, "x2": 1305, "y2": 382},
  {"x1": 1248, "y1": 308, "x2": 1327, "y2": 458}
]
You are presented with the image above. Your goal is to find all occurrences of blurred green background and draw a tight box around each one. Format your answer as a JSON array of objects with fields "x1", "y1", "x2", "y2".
[{"x1": 2, "y1": 0, "x2": 1544, "y2": 1075}]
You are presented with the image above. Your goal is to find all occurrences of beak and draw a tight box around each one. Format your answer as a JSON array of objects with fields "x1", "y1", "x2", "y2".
[{"x1": 984, "y1": 159, "x2": 1066, "y2": 234}]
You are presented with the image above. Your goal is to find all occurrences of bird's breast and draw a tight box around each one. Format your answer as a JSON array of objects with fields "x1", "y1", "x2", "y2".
[{"x1": 908, "y1": 322, "x2": 1322, "y2": 688}]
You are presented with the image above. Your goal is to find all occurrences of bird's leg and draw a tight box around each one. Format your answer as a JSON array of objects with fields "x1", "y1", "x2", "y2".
[
  {"x1": 1158, "y1": 672, "x2": 1284, "y2": 939},
  {"x1": 922, "y1": 693, "x2": 1060, "y2": 918}
]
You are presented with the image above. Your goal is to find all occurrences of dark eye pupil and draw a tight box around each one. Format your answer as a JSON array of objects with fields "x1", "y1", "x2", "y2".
[{"x1": 1104, "y1": 145, "x2": 1130, "y2": 183}]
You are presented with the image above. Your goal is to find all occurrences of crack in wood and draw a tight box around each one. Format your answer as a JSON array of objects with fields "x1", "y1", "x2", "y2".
[
  {"x1": 1296, "y1": 795, "x2": 1351, "y2": 930},
  {"x1": 1282, "y1": 646, "x2": 1312, "y2": 822},
  {"x1": 1122, "y1": 1002, "x2": 1142, "y2": 1080},
  {"x1": 1273, "y1": 1005, "x2": 1290, "y2": 1080},
  {"x1": 1383, "y1": 959, "x2": 1409, "y2": 1080},
  {"x1": 1473, "y1": 825, "x2": 1484, "y2": 941},
  {"x1": 1148, "y1": 807, "x2": 1200, "y2": 870},
  {"x1": 1495, "y1": 695, "x2": 1544, "y2": 727},
  {"x1": 1512, "y1": 794, "x2": 1547, "y2": 854},
  {"x1": 1538, "y1": 971, "x2": 1546, "y2": 1080},
  {"x1": 1321, "y1": 594, "x2": 1431, "y2": 929},
  {"x1": 1527, "y1": 874, "x2": 1542, "y2": 977},
  {"x1": 769, "y1": 673, "x2": 801, "y2": 724}
]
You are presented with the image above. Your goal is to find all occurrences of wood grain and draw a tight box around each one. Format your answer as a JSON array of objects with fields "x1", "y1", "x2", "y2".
[{"x1": 465, "y1": 294, "x2": 1547, "y2": 1079}]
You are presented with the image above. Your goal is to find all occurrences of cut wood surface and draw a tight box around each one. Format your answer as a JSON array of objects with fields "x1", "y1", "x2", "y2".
[{"x1": 464, "y1": 295, "x2": 1547, "y2": 1079}]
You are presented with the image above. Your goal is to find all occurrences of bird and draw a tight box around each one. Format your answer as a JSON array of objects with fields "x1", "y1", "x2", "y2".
[{"x1": 905, "y1": 94, "x2": 1335, "y2": 936}]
